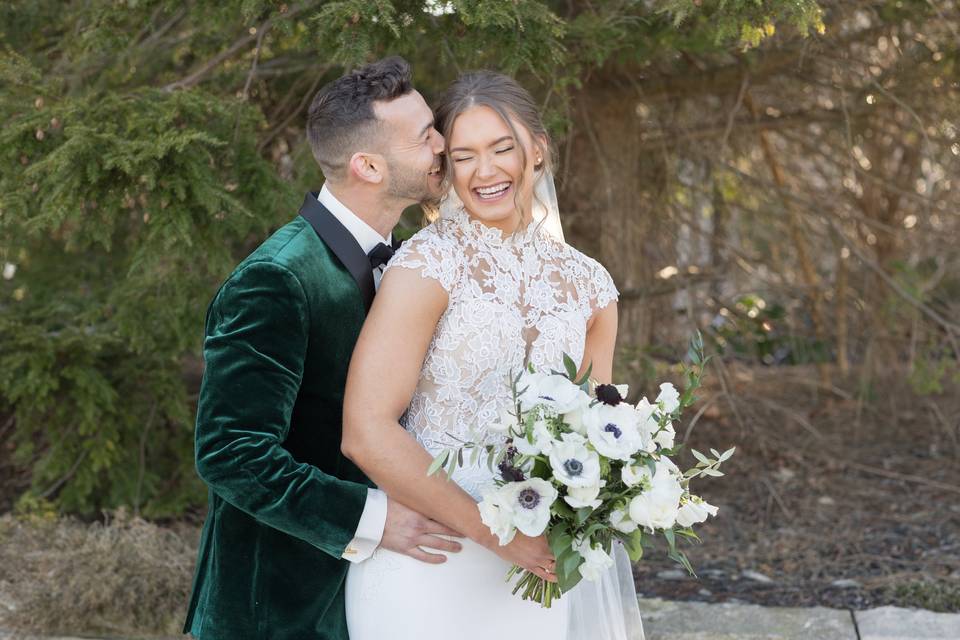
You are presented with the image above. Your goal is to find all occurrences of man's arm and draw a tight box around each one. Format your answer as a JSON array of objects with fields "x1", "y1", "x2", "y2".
[{"x1": 195, "y1": 260, "x2": 368, "y2": 558}]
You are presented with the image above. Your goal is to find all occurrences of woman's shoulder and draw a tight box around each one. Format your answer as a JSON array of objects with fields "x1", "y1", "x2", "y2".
[
  {"x1": 386, "y1": 220, "x2": 462, "y2": 292},
  {"x1": 545, "y1": 238, "x2": 619, "y2": 309},
  {"x1": 541, "y1": 234, "x2": 610, "y2": 275},
  {"x1": 395, "y1": 218, "x2": 461, "y2": 255}
]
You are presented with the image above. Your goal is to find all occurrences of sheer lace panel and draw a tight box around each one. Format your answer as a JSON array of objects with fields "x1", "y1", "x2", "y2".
[{"x1": 384, "y1": 207, "x2": 618, "y2": 499}]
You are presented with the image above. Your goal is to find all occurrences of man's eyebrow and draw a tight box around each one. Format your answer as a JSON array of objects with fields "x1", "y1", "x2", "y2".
[{"x1": 449, "y1": 135, "x2": 514, "y2": 153}]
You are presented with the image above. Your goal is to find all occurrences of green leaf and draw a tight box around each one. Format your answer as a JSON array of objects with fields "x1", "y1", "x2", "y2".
[
  {"x1": 690, "y1": 449, "x2": 710, "y2": 465},
  {"x1": 621, "y1": 528, "x2": 645, "y2": 562},
  {"x1": 427, "y1": 450, "x2": 449, "y2": 476},
  {"x1": 574, "y1": 361, "x2": 593, "y2": 387},
  {"x1": 556, "y1": 547, "x2": 585, "y2": 592},
  {"x1": 563, "y1": 353, "x2": 578, "y2": 380},
  {"x1": 551, "y1": 499, "x2": 576, "y2": 520},
  {"x1": 574, "y1": 506, "x2": 592, "y2": 525},
  {"x1": 664, "y1": 527, "x2": 677, "y2": 552}
]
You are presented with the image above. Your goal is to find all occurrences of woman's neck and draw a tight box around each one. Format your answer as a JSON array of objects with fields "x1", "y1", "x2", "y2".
[{"x1": 464, "y1": 209, "x2": 531, "y2": 236}]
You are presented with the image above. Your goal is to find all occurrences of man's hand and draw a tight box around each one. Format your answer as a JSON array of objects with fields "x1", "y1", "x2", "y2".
[
  {"x1": 488, "y1": 532, "x2": 558, "y2": 583},
  {"x1": 378, "y1": 498, "x2": 464, "y2": 564}
]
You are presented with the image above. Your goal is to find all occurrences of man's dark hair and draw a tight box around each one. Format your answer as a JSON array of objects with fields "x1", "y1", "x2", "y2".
[{"x1": 306, "y1": 56, "x2": 413, "y2": 180}]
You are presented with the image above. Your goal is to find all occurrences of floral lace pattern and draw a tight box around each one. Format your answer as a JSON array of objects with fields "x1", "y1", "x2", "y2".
[{"x1": 385, "y1": 206, "x2": 618, "y2": 500}]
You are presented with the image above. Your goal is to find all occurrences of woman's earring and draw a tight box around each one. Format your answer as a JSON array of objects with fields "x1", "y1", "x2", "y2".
[{"x1": 534, "y1": 155, "x2": 543, "y2": 170}]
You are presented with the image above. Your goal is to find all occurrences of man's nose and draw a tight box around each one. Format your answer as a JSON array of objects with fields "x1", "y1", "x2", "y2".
[{"x1": 431, "y1": 128, "x2": 445, "y2": 154}]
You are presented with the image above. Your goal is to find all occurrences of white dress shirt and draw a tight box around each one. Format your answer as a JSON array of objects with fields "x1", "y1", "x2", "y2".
[{"x1": 317, "y1": 184, "x2": 390, "y2": 563}]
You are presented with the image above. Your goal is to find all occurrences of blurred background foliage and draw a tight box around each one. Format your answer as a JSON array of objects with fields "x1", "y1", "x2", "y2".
[{"x1": 0, "y1": 0, "x2": 957, "y2": 518}]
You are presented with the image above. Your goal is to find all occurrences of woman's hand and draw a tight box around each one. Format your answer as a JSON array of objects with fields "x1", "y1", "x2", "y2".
[{"x1": 485, "y1": 532, "x2": 557, "y2": 583}]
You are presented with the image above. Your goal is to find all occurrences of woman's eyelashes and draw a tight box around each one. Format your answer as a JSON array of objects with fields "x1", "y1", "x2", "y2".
[{"x1": 452, "y1": 146, "x2": 515, "y2": 163}]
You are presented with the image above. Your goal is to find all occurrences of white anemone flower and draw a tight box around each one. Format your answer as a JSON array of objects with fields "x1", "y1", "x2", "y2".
[
  {"x1": 656, "y1": 382, "x2": 681, "y2": 414},
  {"x1": 676, "y1": 496, "x2": 719, "y2": 527},
  {"x1": 584, "y1": 402, "x2": 643, "y2": 460},
  {"x1": 518, "y1": 372, "x2": 590, "y2": 414},
  {"x1": 502, "y1": 478, "x2": 557, "y2": 537},
  {"x1": 576, "y1": 540, "x2": 614, "y2": 581},
  {"x1": 548, "y1": 433, "x2": 601, "y2": 488}
]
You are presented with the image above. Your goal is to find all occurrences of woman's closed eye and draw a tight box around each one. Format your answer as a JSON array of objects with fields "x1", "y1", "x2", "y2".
[
  {"x1": 495, "y1": 146, "x2": 514, "y2": 154},
  {"x1": 452, "y1": 155, "x2": 473, "y2": 163}
]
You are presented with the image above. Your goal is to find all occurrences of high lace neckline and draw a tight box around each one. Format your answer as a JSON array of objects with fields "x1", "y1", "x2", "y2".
[{"x1": 446, "y1": 204, "x2": 539, "y2": 248}]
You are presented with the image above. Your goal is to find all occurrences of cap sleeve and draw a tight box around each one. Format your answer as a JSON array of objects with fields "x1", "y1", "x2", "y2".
[
  {"x1": 384, "y1": 227, "x2": 459, "y2": 294},
  {"x1": 583, "y1": 255, "x2": 619, "y2": 315}
]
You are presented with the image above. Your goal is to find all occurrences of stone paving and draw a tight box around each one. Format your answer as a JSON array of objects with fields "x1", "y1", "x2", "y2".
[
  {"x1": 2, "y1": 599, "x2": 959, "y2": 639},
  {"x1": 639, "y1": 598, "x2": 960, "y2": 640}
]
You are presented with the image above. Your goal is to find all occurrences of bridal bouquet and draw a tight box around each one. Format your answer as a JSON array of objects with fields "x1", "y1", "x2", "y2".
[{"x1": 428, "y1": 332, "x2": 733, "y2": 607}]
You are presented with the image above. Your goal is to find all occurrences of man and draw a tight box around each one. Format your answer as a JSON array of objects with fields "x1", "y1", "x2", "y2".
[{"x1": 183, "y1": 56, "x2": 458, "y2": 640}]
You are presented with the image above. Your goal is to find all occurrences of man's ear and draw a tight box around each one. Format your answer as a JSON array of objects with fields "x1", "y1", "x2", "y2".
[{"x1": 348, "y1": 152, "x2": 385, "y2": 185}]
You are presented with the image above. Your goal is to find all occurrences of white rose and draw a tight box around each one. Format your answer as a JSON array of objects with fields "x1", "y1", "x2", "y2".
[
  {"x1": 675, "y1": 496, "x2": 719, "y2": 527},
  {"x1": 548, "y1": 433, "x2": 601, "y2": 488},
  {"x1": 609, "y1": 507, "x2": 638, "y2": 533},
  {"x1": 488, "y1": 405, "x2": 518, "y2": 434},
  {"x1": 513, "y1": 432, "x2": 540, "y2": 456},
  {"x1": 634, "y1": 397, "x2": 661, "y2": 453},
  {"x1": 654, "y1": 422, "x2": 676, "y2": 450},
  {"x1": 532, "y1": 418, "x2": 556, "y2": 454},
  {"x1": 621, "y1": 462, "x2": 650, "y2": 488},
  {"x1": 478, "y1": 490, "x2": 516, "y2": 546},
  {"x1": 656, "y1": 382, "x2": 681, "y2": 415},
  {"x1": 576, "y1": 540, "x2": 614, "y2": 582},
  {"x1": 584, "y1": 403, "x2": 644, "y2": 460},
  {"x1": 628, "y1": 460, "x2": 683, "y2": 530},
  {"x1": 564, "y1": 481, "x2": 604, "y2": 510},
  {"x1": 518, "y1": 372, "x2": 590, "y2": 414},
  {"x1": 561, "y1": 395, "x2": 593, "y2": 435},
  {"x1": 502, "y1": 478, "x2": 558, "y2": 537}
]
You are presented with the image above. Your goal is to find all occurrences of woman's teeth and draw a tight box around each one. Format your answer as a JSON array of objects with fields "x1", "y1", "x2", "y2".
[{"x1": 474, "y1": 183, "x2": 510, "y2": 200}]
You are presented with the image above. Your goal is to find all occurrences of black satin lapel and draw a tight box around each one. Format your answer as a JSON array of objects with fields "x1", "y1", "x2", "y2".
[{"x1": 298, "y1": 192, "x2": 375, "y2": 312}]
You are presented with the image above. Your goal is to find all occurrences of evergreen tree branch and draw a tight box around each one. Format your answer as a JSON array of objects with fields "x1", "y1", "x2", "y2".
[{"x1": 162, "y1": 1, "x2": 319, "y2": 92}]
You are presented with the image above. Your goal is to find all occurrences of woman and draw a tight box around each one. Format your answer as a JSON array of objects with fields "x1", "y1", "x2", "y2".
[{"x1": 341, "y1": 71, "x2": 643, "y2": 639}]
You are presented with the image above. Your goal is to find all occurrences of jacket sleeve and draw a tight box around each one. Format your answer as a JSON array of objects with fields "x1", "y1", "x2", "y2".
[{"x1": 194, "y1": 260, "x2": 367, "y2": 558}]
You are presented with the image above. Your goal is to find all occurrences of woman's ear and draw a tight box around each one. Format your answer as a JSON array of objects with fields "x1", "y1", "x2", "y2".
[{"x1": 534, "y1": 134, "x2": 549, "y2": 170}]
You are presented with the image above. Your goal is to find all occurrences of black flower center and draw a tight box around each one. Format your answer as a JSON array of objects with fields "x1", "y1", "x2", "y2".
[
  {"x1": 604, "y1": 423, "x2": 622, "y2": 438},
  {"x1": 517, "y1": 488, "x2": 541, "y2": 510},
  {"x1": 538, "y1": 394, "x2": 556, "y2": 402},
  {"x1": 596, "y1": 384, "x2": 622, "y2": 406},
  {"x1": 563, "y1": 459, "x2": 584, "y2": 477}
]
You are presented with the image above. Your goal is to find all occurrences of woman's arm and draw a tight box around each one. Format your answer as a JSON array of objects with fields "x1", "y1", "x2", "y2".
[
  {"x1": 341, "y1": 266, "x2": 556, "y2": 582},
  {"x1": 580, "y1": 301, "x2": 619, "y2": 384}
]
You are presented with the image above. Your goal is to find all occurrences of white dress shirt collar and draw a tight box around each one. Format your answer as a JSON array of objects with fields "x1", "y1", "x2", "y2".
[{"x1": 317, "y1": 184, "x2": 391, "y2": 255}]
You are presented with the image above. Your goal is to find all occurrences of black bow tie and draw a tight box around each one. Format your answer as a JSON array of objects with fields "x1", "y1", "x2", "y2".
[{"x1": 367, "y1": 242, "x2": 395, "y2": 270}]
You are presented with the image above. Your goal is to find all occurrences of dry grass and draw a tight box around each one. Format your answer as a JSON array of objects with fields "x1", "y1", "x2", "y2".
[{"x1": 0, "y1": 508, "x2": 197, "y2": 638}]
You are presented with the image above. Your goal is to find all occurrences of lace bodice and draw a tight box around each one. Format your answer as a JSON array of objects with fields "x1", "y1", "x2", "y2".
[{"x1": 384, "y1": 207, "x2": 618, "y2": 500}]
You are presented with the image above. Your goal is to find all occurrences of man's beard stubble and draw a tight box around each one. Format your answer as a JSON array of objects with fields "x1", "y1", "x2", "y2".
[{"x1": 385, "y1": 156, "x2": 441, "y2": 207}]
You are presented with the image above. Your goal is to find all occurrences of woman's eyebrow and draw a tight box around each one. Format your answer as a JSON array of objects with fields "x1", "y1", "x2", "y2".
[{"x1": 449, "y1": 135, "x2": 514, "y2": 153}]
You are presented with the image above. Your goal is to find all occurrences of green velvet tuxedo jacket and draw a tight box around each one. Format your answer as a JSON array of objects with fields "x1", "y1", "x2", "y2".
[{"x1": 184, "y1": 194, "x2": 380, "y2": 640}]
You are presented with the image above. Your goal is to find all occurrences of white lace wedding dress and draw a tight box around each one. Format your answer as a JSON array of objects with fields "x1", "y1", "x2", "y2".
[{"x1": 345, "y1": 205, "x2": 645, "y2": 640}]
